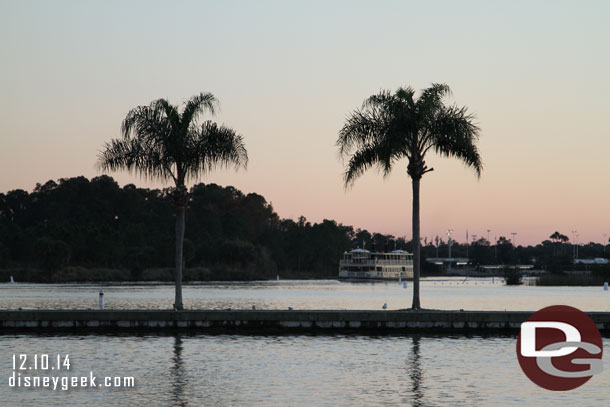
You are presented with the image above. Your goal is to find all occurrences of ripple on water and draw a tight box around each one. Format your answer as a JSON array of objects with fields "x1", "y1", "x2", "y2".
[
  {"x1": 0, "y1": 279, "x2": 609, "y2": 311},
  {"x1": 0, "y1": 334, "x2": 609, "y2": 406}
]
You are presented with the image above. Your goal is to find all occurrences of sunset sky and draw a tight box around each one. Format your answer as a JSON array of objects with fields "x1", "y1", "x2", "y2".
[{"x1": 1, "y1": 0, "x2": 609, "y2": 246}]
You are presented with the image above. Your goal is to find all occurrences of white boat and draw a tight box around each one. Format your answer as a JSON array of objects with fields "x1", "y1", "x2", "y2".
[{"x1": 339, "y1": 248, "x2": 414, "y2": 281}]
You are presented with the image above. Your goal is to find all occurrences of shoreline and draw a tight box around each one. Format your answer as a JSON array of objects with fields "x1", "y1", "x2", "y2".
[{"x1": 2, "y1": 309, "x2": 609, "y2": 336}]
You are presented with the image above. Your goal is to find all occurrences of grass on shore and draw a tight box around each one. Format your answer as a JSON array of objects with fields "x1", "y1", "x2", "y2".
[
  {"x1": 0, "y1": 265, "x2": 336, "y2": 283},
  {"x1": 0, "y1": 266, "x2": 271, "y2": 283}
]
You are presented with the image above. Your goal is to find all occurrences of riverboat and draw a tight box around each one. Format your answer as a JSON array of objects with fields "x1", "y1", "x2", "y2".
[{"x1": 338, "y1": 248, "x2": 414, "y2": 280}]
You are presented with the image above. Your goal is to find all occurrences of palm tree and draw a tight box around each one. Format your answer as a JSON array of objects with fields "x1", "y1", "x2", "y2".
[
  {"x1": 98, "y1": 92, "x2": 247, "y2": 310},
  {"x1": 337, "y1": 84, "x2": 482, "y2": 310},
  {"x1": 550, "y1": 231, "x2": 561, "y2": 256}
]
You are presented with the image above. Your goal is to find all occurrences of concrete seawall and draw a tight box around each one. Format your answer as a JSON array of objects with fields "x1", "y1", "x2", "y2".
[{"x1": 1, "y1": 310, "x2": 609, "y2": 335}]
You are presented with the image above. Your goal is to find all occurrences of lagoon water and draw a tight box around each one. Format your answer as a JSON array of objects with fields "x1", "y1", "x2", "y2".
[
  {"x1": 0, "y1": 278, "x2": 608, "y2": 311},
  {"x1": 1, "y1": 279, "x2": 610, "y2": 406},
  {"x1": 1, "y1": 334, "x2": 609, "y2": 406}
]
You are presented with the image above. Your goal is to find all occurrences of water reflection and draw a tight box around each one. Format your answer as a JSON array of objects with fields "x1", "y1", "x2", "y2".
[
  {"x1": 1, "y1": 334, "x2": 609, "y2": 406},
  {"x1": 171, "y1": 334, "x2": 188, "y2": 407},
  {"x1": 407, "y1": 335, "x2": 424, "y2": 406}
]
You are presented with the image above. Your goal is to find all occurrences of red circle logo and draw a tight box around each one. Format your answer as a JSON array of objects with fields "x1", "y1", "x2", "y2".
[{"x1": 517, "y1": 305, "x2": 603, "y2": 391}]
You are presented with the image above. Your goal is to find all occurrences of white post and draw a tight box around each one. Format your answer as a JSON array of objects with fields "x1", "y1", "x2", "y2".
[
  {"x1": 99, "y1": 289, "x2": 104, "y2": 310},
  {"x1": 604, "y1": 282, "x2": 608, "y2": 291}
]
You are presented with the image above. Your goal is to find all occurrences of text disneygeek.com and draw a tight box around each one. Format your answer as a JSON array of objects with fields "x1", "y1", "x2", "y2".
[{"x1": 8, "y1": 354, "x2": 135, "y2": 391}]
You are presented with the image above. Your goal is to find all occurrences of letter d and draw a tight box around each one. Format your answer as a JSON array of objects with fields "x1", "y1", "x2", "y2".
[
  {"x1": 521, "y1": 321, "x2": 581, "y2": 357},
  {"x1": 9, "y1": 372, "x2": 15, "y2": 387}
]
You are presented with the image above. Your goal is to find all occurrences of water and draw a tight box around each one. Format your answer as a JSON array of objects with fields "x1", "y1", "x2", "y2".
[
  {"x1": 0, "y1": 278, "x2": 609, "y2": 311},
  {"x1": 1, "y1": 334, "x2": 609, "y2": 406},
  {"x1": 1, "y1": 279, "x2": 609, "y2": 405}
]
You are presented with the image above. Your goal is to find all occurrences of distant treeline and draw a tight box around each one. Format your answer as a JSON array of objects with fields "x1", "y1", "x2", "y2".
[
  {"x1": 0, "y1": 175, "x2": 608, "y2": 282},
  {"x1": 0, "y1": 176, "x2": 382, "y2": 281}
]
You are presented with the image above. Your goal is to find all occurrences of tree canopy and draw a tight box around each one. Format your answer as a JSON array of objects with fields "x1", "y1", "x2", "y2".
[{"x1": 0, "y1": 176, "x2": 608, "y2": 282}]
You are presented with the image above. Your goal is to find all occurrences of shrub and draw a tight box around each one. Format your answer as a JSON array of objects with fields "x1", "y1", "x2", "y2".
[{"x1": 504, "y1": 267, "x2": 522, "y2": 285}]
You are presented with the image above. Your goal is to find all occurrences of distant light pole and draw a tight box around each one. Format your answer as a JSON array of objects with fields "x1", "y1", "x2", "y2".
[
  {"x1": 447, "y1": 229, "x2": 453, "y2": 271},
  {"x1": 470, "y1": 234, "x2": 477, "y2": 260},
  {"x1": 487, "y1": 229, "x2": 491, "y2": 243},
  {"x1": 571, "y1": 230, "x2": 578, "y2": 261},
  {"x1": 447, "y1": 229, "x2": 453, "y2": 258},
  {"x1": 466, "y1": 235, "x2": 477, "y2": 257},
  {"x1": 603, "y1": 233, "x2": 607, "y2": 253},
  {"x1": 510, "y1": 232, "x2": 517, "y2": 247}
]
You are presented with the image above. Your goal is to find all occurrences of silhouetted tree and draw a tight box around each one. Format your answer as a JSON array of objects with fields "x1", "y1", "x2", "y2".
[
  {"x1": 337, "y1": 84, "x2": 482, "y2": 309},
  {"x1": 98, "y1": 93, "x2": 247, "y2": 309},
  {"x1": 470, "y1": 237, "x2": 492, "y2": 266},
  {"x1": 549, "y1": 231, "x2": 569, "y2": 256}
]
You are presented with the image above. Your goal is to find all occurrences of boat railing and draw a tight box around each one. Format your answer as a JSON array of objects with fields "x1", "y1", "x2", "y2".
[{"x1": 340, "y1": 259, "x2": 413, "y2": 266}]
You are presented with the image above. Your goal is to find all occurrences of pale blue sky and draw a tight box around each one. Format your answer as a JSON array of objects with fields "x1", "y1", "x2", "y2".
[{"x1": 1, "y1": 0, "x2": 609, "y2": 244}]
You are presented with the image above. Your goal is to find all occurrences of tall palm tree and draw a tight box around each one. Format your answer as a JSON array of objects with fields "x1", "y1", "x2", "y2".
[
  {"x1": 337, "y1": 84, "x2": 482, "y2": 310},
  {"x1": 98, "y1": 92, "x2": 247, "y2": 310}
]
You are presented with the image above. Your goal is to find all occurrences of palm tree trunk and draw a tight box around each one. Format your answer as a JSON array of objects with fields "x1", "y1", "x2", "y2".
[
  {"x1": 174, "y1": 205, "x2": 185, "y2": 310},
  {"x1": 411, "y1": 177, "x2": 421, "y2": 310}
]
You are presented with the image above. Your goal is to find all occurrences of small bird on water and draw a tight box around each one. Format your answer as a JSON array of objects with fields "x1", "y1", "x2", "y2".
[{"x1": 382, "y1": 303, "x2": 387, "y2": 310}]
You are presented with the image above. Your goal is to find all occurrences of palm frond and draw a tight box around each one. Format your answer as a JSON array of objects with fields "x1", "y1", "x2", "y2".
[
  {"x1": 97, "y1": 138, "x2": 176, "y2": 182},
  {"x1": 152, "y1": 99, "x2": 181, "y2": 129},
  {"x1": 415, "y1": 83, "x2": 451, "y2": 126},
  {"x1": 122, "y1": 103, "x2": 171, "y2": 141},
  {"x1": 418, "y1": 83, "x2": 451, "y2": 105},
  {"x1": 183, "y1": 121, "x2": 248, "y2": 180},
  {"x1": 362, "y1": 89, "x2": 394, "y2": 109},
  {"x1": 343, "y1": 143, "x2": 383, "y2": 187},
  {"x1": 337, "y1": 108, "x2": 385, "y2": 156},
  {"x1": 428, "y1": 105, "x2": 483, "y2": 177},
  {"x1": 181, "y1": 92, "x2": 218, "y2": 132},
  {"x1": 394, "y1": 86, "x2": 416, "y2": 106}
]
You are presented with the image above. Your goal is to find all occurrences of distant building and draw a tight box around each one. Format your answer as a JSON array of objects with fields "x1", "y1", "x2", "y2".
[
  {"x1": 478, "y1": 265, "x2": 535, "y2": 272},
  {"x1": 426, "y1": 258, "x2": 537, "y2": 273},
  {"x1": 574, "y1": 258, "x2": 609, "y2": 265},
  {"x1": 426, "y1": 257, "x2": 469, "y2": 271}
]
